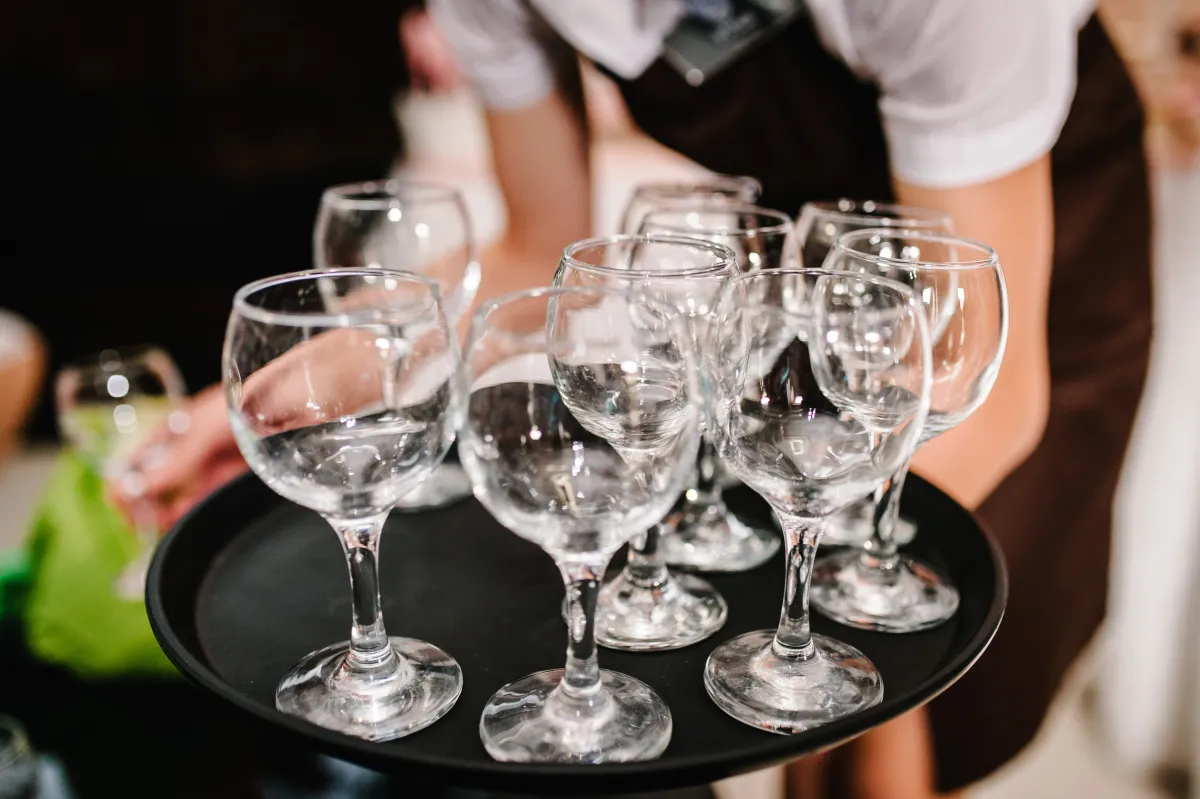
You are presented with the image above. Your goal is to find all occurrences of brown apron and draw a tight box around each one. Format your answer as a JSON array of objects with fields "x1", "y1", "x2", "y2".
[{"x1": 605, "y1": 16, "x2": 1154, "y2": 791}]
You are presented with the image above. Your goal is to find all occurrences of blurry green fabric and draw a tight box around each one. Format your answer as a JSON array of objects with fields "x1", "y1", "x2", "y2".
[{"x1": 13, "y1": 451, "x2": 177, "y2": 678}]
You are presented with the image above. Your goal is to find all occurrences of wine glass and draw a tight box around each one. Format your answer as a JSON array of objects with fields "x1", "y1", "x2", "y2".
[
  {"x1": 636, "y1": 205, "x2": 798, "y2": 572},
  {"x1": 704, "y1": 268, "x2": 931, "y2": 732},
  {"x1": 554, "y1": 235, "x2": 736, "y2": 651},
  {"x1": 618, "y1": 174, "x2": 761, "y2": 235},
  {"x1": 458, "y1": 286, "x2": 703, "y2": 762},
  {"x1": 810, "y1": 231, "x2": 1007, "y2": 632},
  {"x1": 796, "y1": 200, "x2": 953, "y2": 547},
  {"x1": 796, "y1": 199, "x2": 953, "y2": 269},
  {"x1": 0, "y1": 716, "x2": 37, "y2": 798},
  {"x1": 225, "y1": 268, "x2": 461, "y2": 742},
  {"x1": 55, "y1": 346, "x2": 188, "y2": 599},
  {"x1": 315, "y1": 179, "x2": 480, "y2": 511}
]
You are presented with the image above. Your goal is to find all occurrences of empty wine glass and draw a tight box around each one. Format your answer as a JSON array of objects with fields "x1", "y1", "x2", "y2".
[
  {"x1": 618, "y1": 174, "x2": 761, "y2": 235},
  {"x1": 810, "y1": 231, "x2": 1007, "y2": 632},
  {"x1": 0, "y1": 716, "x2": 37, "y2": 799},
  {"x1": 225, "y1": 268, "x2": 461, "y2": 742},
  {"x1": 704, "y1": 268, "x2": 931, "y2": 732},
  {"x1": 554, "y1": 235, "x2": 736, "y2": 651},
  {"x1": 458, "y1": 286, "x2": 702, "y2": 762},
  {"x1": 55, "y1": 346, "x2": 188, "y2": 599},
  {"x1": 796, "y1": 199, "x2": 953, "y2": 269},
  {"x1": 637, "y1": 205, "x2": 798, "y2": 573},
  {"x1": 796, "y1": 200, "x2": 953, "y2": 547},
  {"x1": 315, "y1": 179, "x2": 480, "y2": 511}
]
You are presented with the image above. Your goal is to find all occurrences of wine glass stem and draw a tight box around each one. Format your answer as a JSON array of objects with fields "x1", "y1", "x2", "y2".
[
  {"x1": 331, "y1": 514, "x2": 397, "y2": 672},
  {"x1": 558, "y1": 558, "x2": 611, "y2": 701},
  {"x1": 117, "y1": 469, "x2": 158, "y2": 550},
  {"x1": 625, "y1": 524, "x2": 669, "y2": 588},
  {"x1": 861, "y1": 462, "x2": 911, "y2": 574},
  {"x1": 772, "y1": 516, "x2": 823, "y2": 660},
  {"x1": 688, "y1": 437, "x2": 723, "y2": 508}
]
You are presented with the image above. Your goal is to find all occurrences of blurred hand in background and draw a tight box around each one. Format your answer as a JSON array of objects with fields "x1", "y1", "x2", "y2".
[
  {"x1": 113, "y1": 384, "x2": 246, "y2": 531},
  {"x1": 401, "y1": 6, "x2": 466, "y2": 93},
  {"x1": 1103, "y1": 0, "x2": 1200, "y2": 167}
]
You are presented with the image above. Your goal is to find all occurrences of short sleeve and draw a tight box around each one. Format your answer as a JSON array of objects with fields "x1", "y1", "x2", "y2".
[
  {"x1": 428, "y1": 0, "x2": 559, "y2": 110},
  {"x1": 815, "y1": 0, "x2": 1084, "y2": 188}
]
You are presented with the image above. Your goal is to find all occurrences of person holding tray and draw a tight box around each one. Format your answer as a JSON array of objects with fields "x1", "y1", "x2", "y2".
[{"x1": 134, "y1": 2, "x2": 1153, "y2": 798}]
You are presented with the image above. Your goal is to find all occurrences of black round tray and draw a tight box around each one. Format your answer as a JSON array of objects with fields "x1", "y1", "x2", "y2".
[{"x1": 147, "y1": 471, "x2": 1005, "y2": 795}]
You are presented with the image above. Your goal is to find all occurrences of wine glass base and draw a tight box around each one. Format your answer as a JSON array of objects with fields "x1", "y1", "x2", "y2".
[
  {"x1": 480, "y1": 669, "x2": 672, "y2": 763},
  {"x1": 810, "y1": 548, "x2": 959, "y2": 633},
  {"x1": 276, "y1": 637, "x2": 462, "y2": 743},
  {"x1": 704, "y1": 630, "x2": 883, "y2": 734},
  {"x1": 822, "y1": 513, "x2": 918, "y2": 548},
  {"x1": 595, "y1": 570, "x2": 728, "y2": 651},
  {"x1": 392, "y1": 464, "x2": 473, "y2": 512},
  {"x1": 660, "y1": 507, "x2": 779, "y2": 573}
]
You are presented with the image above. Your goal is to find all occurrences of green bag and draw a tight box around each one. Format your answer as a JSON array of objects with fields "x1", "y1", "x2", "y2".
[{"x1": 13, "y1": 451, "x2": 177, "y2": 679}]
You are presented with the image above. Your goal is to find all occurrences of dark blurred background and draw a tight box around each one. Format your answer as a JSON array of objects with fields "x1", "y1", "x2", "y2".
[{"x1": 1, "y1": 0, "x2": 418, "y2": 439}]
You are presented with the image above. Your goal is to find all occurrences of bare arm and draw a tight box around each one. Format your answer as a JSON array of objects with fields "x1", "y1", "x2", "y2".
[
  {"x1": 471, "y1": 65, "x2": 593, "y2": 310},
  {"x1": 898, "y1": 156, "x2": 1055, "y2": 509}
]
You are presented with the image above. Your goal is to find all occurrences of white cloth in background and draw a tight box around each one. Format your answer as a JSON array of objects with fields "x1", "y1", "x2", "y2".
[
  {"x1": 1095, "y1": 166, "x2": 1200, "y2": 780},
  {"x1": 429, "y1": 0, "x2": 1093, "y2": 188}
]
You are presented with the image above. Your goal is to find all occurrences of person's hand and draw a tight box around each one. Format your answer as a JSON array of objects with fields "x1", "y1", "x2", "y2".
[
  {"x1": 400, "y1": 7, "x2": 465, "y2": 94},
  {"x1": 1127, "y1": 18, "x2": 1200, "y2": 169},
  {"x1": 111, "y1": 383, "x2": 248, "y2": 532}
]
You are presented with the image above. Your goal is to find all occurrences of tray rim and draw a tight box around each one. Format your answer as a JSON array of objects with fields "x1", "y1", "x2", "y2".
[{"x1": 146, "y1": 473, "x2": 1007, "y2": 793}]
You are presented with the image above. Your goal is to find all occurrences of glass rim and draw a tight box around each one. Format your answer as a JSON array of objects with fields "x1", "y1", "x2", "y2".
[
  {"x1": 232, "y1": 268, "x2": 444, "y2": 328},
  {"x1": 833, "y1": 229, "x2": 1000, "y2": 272},
  {"x1": 59, "y1": 345, "x2": 174, "y2": 374},
  {"x1": 637, "y1": 203, "x2": 794, "y2": 237},
  {"x1": 630, "y1": 173, "x2": 762, "y2": 198},
  {"x1": 801, "y1": 199, "x2": 952, "y2": 228},
  {"x1": 718, "y1": 266, "x2": 933, "y2": 406},
  {"x1": 463, "y1": 284, "x2": 685, "y2": 354},
  {"x1": 319, "y1": 178, "x2": 464, "y2": 211},
  {"x1": 721, "y1": 265, "x2": 923, "y2": 305},
  {"x1": 559, "y1": 234, "x2": 739, "y2": 280}
]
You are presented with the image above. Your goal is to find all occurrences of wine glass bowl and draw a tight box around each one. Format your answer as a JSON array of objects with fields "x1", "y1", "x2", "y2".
[
  {"x1": 55, "y1": 345, "x2": 187, "y2": 598},
  {"x1": 809, "y1": 230, "x2": 1007, "y2": 633},
  {"x1": 225, "y1": 268, "x2": 462, "y2": 743},
  {"x1": 703, "y1": 267, "x2": 931, "y2": 733},
  {"x1": 795, "y1": 199, "x2": 953, "y2": 269},
  {"x1": 315, "y1": 178, "x2": 479, "y2": 512},
  {"x1": 554, "y1": 235, "x2": 736, "y2": 651},
  {"x1": 634, "y1": 205, "x2": 800, "y2": 573},
  {"x1": 458, "y1": 286, "x2": 703, "y2": 763},
  {"x1": 795, "y1": 201, "x2": 953, "y2": 546},
  {"x1": 56, "y1": 346, "x2": 186, "y2": 476},
  {"x1": 618, "y1": 174, "x2": 762, "y2": 235}
]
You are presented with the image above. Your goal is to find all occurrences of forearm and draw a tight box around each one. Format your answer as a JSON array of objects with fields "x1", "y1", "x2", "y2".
[
  {"x1": 474, "y1": 231, "x2": 577, "y2": 309},
  {"x1": 897, "y1": 157, "x2": 1054, "y2": 510},
  {"x1": 467, "y1": 89, "x2": 593, "y2": 316},
  {"x1": 910, "y1": 374, "x2": 1049, "y2": 509}
]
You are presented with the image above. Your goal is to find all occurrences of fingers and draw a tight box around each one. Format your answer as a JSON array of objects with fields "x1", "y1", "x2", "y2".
[
  {"x1": 401, "y1": 8, "x2": 465, "y2": 94},
  {"x1": 140, "y1": 387, "x2": 228, "y2": 491},
  {"x1": 156, "y1": 452, "x2": 249, "y2": 531}
]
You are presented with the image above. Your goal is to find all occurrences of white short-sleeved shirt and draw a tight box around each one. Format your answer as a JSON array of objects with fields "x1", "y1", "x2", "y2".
[{"x1": 430, "y1": 0, "x2": 1095, "y2": 189}]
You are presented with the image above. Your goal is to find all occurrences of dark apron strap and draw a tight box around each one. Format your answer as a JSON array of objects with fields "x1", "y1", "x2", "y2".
[{"x1": 606, "y1": 14, "x2": 1153, "y2": 791}]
